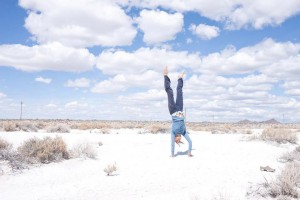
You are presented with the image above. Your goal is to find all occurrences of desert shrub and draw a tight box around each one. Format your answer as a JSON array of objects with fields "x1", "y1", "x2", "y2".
[
  {"x1": 280, "y1": 146, "x2": 300, "y2": 163},
  {"x1": 18, "y1": 136, "x2": 69, "y2": 164},
  {"x1": 146, "y1": 124, "x2": 169, "y2": 134},
  {"x1": 261, "y1": 128, "x2": 297, "y2": 144},
  {"x1": 100, "y1": 128, "x2": 110, "y2": 134},
  {"x1": 70, "y1": 123, "x2": 79, "y2": 129},
  {"x1": 211, "y1": 125, "x2": 237, "y2": 134},
  {"x1": 0, "y1": 139, "x2": 28, "y2": 172},
  {"x1": 0, "y1": 138, "x2": 10, "y2": 150},
  {"x1": 70, "y1": 142, "x2": 97, "y2": 159},
  {"x1": 244, "y1": 129, "x2": 253, "y2": 134},
  {"x1": 104, "y1": 162, "x2": 118, "y2": 176},
  {"x1": 263, "y1": 162, "x2": 300, "y2": 199},
  {"x1": 1, "y1": 148, "x2": 28, "y2": 171},
  {"x1": 35, "y1": 122, "x2": 46, "y2": 129},
  {"x1": 77, "y1": 122, "x2": 97, "y2": 130},
  {"x1": 18, "y1": 122, "x2": 38, "y2": 132},
  {"x1": 3, "y1": 121, "x2": 17, "y2": 132},
  {"x1": 47, "y1": 124, "x2": 70, "y2": 133}
]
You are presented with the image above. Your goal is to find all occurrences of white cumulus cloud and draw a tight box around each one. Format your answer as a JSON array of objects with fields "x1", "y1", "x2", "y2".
[
  {"x1": 19, "y1": 0, "x2": 137, "y2": 47},
  {"x1": 117, "y1": 0, "x2": 300, "y2": 30},
  {"x1": 0, "y1": 92, "x2": 7, "y2": 99},
  {"x1": 35, "y1": 76, "x2": 52, "y2": 84},
  {"x1": 189, "y1": 23, "x2": 220, "y2": 40},
  {"x1": 136, "y1": 9, "x2": 184, "y2": 44},
  {"x1": 65, "y1": 101, "x2": 88, "y2": 108},
  {"x1": 97, "y1": 47, "x2": 201, "y2": 75},
  {"x1": 91, "y1": 70, "x2": 161, "y2": 93},
  {"x1": 45, "y1": 103, "x2": 57, "y2": 108},
  {"x1": 0, "y1": 42, "x2": 95, "y2": 72},
  {"x1": 200, "y1": 38, "x2": 300, "y2": 75},
  {"x1": 66, "y1": 78, "x2": 91, "y2": 88}
]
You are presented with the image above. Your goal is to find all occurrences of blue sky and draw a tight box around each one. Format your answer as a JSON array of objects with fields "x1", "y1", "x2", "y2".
[{"x1": 1, "y1": 0, "x2": 300, "y2": 122}]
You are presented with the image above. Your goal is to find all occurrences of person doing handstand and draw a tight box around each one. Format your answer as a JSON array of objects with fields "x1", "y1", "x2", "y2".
[{"x1": 164, "y1": 67, "x2": 193, "y2": 157}]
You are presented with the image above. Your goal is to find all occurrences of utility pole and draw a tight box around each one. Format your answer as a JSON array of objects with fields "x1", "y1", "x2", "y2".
[
  {"x1": 282, "y1": 113, "x2": 285, "y2": 124},
  {"x1": 20, "y1": 101, "x2": 23, "y2": 120}
]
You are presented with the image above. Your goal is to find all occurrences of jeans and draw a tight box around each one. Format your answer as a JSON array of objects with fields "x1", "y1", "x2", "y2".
[{"x1": 164, "y1": 76, "x2": 183, "y2": 115}]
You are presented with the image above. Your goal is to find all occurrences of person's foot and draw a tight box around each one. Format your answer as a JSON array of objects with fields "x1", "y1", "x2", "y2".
[
  {"x1": 164, "y1": 66, "x2": 168, "y2": 76},
  {"x1": 188, "y1": 153, "x2": 193, "y2": 157},
  {"x1": 178, "y1": 71, "x2": 185, "y2": 79}
]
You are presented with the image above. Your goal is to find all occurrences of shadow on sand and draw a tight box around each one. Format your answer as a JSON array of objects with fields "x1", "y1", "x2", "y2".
[{"x1": 175, "y1": 149, "x2": 196, "y2": 156}]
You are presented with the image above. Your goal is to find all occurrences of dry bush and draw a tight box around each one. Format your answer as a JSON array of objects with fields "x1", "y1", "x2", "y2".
[
  {"x1": 280, "y1": 146, "x2": 300, "y2": 163},
  {"x1": 104, "y1": 162, "x2": 118, "y2": 176},
  {"x1": 17, "y1": 122, "x2": 38, "y2": 132},
  {"x1": 0, "y1": 139, "x2": 28, "y2": 172},
  {"x1": 77, "y1": 122, "x2": 94, "y2": 130},
  {"x1": 261, "y1": 128, "x2": 297, "y2": 144},
  {"x1": 146, "y1": 124, "x2": 169, "y2": 134},
  {"x1": 0, "y1": 138, "x2": 10, "y2": 150},
  {"x1": 3, "y1": 121, "x2": 18, "y2": 132},
  {"x1": 47, "y1": 124, "x2": 70, "y2": 133},
  {"x1": 70, "y1": 142, "x2": 97, "y2": 159},
  {"x1": 242, "y1": 129, "x2": 253, "y2": 134},
  {"x1": 18, "y1": 137, "x2": 69, "y2": 164},
  {"x1": 100, "y1": 128, "x2": 110, "y2": 134},
  {"x1": 76, "y1": 121, "x2": 112, "y2": 130},
  {"x1": 36, "y1": 122, "x2": 47, "y2": 129},
  {"x1": 211, "y1": 126, "x2": 237, "y2": 134},
  {"x1": 263, "y1": 162, "x2": 300, "y2": 199},
  {"x1": 1, "y1": 148, "x2": 28, "y2": 171}
]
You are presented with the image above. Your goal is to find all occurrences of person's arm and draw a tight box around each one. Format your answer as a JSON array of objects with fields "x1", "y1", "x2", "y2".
[
  {"x1": 171, "y1": 130, "x2": 175, "y2": 157},
  {"x1": 183, "y1": 132, "x2": 193, "y2": 156}
]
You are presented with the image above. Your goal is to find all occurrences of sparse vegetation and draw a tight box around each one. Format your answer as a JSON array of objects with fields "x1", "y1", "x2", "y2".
[
  {"x1": 146, "y1": 124, "x2": 169, "y2": 133},
  {"x1": 260, "y1": 128, "x2": 298, "y2": 144},
  {"x1": 280, "y1": 146, "x2": 300, "y2": 163},
  {"x1": 17, "y1": 121, "x2": 38, "y2": 132},
  {"x1": 104, "y1": 162, "x2": 118, "y2": 176},
  {"x1": 18, "y1": 136, "x2": 69, "y2": 164},
  {"x1": 47, "y1": 124, "x2": 70, "y2": 133},
  {"x1": 0, "y1": 137, "x2": 10, "y2": 150},
  {"x1": 3, "y1": 121, "x2": 18, "y2": 132},
  {"x1": 211, "y1": 125, "x2": 237, "y2": 134},
  {"x1": 71, "y1": 142, "x2": 97, "y2": 159},
  {"x1": 100, "y1": 128, "x2": 110, "y2": 134},
  {"x1": 0, "y1": 138, "x2": 28, "y2": 172},
  {"x1": 262, "y1": 162, "x2": 300, "y2": 199},
  {"x1": 0, "y1": 119, "x2": 300, "y2": 134}
]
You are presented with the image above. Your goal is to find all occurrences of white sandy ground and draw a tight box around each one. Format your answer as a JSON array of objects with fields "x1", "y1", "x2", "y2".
[{"x1": 0, "y1": 129, "x2": 298, "y2": 200}]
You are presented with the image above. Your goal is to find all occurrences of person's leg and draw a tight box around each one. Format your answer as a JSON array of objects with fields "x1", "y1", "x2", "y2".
[
  {"x1": 164, "y1": 75, "x2": 176, "y2": 115},
  {"x1": 183, "y1": 132, "x2": 192, "y2": 156},
  {"x1": 175, "y1": 78, "x2": 183, "y2": 112}
]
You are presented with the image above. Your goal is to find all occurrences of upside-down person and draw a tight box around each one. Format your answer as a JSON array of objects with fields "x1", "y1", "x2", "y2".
[{"x1": 164, "y1": 67, "x2": 193, "y2": 157}]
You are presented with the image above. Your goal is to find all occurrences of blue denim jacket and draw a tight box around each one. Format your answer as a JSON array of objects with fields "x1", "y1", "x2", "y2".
[{"x1": 171, "y1": 111, "x2": 186, "y2": 136}]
